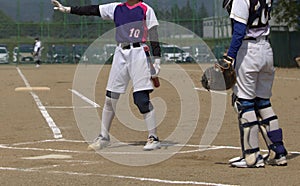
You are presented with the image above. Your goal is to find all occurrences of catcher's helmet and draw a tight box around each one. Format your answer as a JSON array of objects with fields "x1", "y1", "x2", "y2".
[{"x1": 223, "y1": 0, "x2": 233, "y2": 14}]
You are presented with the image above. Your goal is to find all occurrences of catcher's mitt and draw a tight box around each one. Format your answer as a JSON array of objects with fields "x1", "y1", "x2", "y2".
[{"x1": 201, "y1": 63, "x2": 236, "y2": 91}]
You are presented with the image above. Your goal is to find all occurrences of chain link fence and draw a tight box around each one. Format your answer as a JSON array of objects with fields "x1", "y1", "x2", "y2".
[{"x1": 0, "y1": 0, "x2": 298, "y2": 66}]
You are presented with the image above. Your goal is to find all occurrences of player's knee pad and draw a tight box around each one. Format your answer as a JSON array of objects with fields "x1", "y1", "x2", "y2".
[
  {"x1": 106, "y1": 90, "x2": 120, "y2": 99},
  {"x1": 133, "y1": 90, "x2": 153, "y2": 114},
  {"x1": 255, "y1": 97, "x2": 271, "y2": 110},
  {"x1": 236, "y1": 98, "x2": 256, "y2": 116}
]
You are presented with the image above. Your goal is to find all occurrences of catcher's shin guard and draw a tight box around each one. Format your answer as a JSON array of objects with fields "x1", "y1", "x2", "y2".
[
  {"x1": 255, "y1": 98, "x2": 287, "y2": 160},
  {"x1": 239, "y1": 119, "x2": 261, "y2": 166},
  {"x1": 258, "y1": 116, "x2": 278, "y2": 159},
  {"x1": 236, "y1": 98, "x2": 261, "y2": 166}
]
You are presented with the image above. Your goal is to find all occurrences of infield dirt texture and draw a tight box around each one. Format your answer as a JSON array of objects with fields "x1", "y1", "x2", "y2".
[{"x1": 0, "y1": 64, "x2": 299, "y2": 186}]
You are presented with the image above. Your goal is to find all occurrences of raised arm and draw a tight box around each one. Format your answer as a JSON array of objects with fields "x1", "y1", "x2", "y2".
[{"x1": 52, "y1": 0, "x2": 100, "y2": 16}]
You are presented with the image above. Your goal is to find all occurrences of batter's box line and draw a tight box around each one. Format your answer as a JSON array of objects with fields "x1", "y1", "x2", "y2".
[
  {"x1": 8, "y1": 139, "x2": 86, "y2": 146},
  {"x1": 0, "y1": 166, "x2": 238, "y2": 186},
  {"x1": 1, "y1": 139, "x2": 299, "y2": 156},
  {"x1": 44, "y1": 106, "x2": 98, "y2": 109}
]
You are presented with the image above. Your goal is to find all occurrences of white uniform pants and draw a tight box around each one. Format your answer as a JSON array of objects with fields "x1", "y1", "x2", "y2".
[
  {"x1": 106, "y1": 45, "x2": 153, "y2": 94},
  {"x1": 233, "y1": 37, "x2": 275, "y2": 99}
]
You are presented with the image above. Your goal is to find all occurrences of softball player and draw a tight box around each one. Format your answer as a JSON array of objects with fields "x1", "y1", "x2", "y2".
[
  {"x1": 222, "y1": 0, "x2": 288, "y2": 167},
  {"x1": 52, "y1": 0, "x2": 162, "y2": 151},
  {"x1": 33, "y1": 37, "x2": 42, "y2": 68}
]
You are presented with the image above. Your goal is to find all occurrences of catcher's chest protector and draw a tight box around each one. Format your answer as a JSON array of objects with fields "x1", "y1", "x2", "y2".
[{"x1": 248, "y1": 0, "x2": 272, "y2": 28}]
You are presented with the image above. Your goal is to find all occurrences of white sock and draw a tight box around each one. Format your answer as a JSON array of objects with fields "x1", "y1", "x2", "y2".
[
  {"x1": 143, "y1": 109, "x2": 157, "y2": 138},
  {"x1": 100, "y1": 97, "x2": 118, "y2": 140}
]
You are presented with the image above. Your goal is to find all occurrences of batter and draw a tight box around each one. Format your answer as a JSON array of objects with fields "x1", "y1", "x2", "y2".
[{"x1": 52, "y1": 0, "x2": 162, "y2": 151}]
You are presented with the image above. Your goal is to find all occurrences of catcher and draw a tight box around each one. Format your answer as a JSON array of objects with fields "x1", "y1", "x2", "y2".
[{"x1": 202, "y1": 0, "x2": 288, "y2": 168}]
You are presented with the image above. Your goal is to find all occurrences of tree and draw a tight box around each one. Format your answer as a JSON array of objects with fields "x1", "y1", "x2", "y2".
[
  {"x1": 273, "y1": 0, "x2": 300, "y2": 30},
  {"x1": 0, "y1": 10, "x2": 16, "y2": 38},
  {"x1": 196, "y1": 2, "x2": 209, "y2": 37}
]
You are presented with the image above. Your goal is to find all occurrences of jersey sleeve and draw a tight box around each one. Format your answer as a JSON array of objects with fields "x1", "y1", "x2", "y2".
[
  {"x1": 99, "y1": 3, "x2": 121, "y2": 20},
  {"x1": 230, "y1": 0, "x2": 249, "y2": 25},
  {"x1": 145, "y1": 6, "x2": 159, "y2": 29}
]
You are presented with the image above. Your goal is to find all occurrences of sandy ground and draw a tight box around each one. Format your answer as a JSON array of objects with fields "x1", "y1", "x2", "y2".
[{"x1": 0, "y1": 64, "x2": 299, "y2": 186}]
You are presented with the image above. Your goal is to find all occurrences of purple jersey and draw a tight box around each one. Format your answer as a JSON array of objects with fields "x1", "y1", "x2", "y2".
[{"x1": 99, "y1": 2, "x2": 159, "y2": 43}]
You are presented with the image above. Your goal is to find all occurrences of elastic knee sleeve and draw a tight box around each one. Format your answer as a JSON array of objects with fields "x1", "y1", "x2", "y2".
[
  {"x1": 133, "y1": 91, "x2": 153, "y2": 114},
  {"x1": 103, "y1": 96, "x2": 117, "y2": 112},
  {"x1": 106, "y1": 90, "x2": 120, "y2": 99}
]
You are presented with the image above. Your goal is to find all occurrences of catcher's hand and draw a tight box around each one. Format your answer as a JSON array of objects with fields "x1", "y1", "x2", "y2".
[
  {"x1": 201, "y1": 56, "x2": 236, "y2": 91},
  {"x1": 52, "y1": 0, "x2": 71, "y2": 13},
  {"x1": 215, "y1": 55, "x2": 234, "y2": 70}
]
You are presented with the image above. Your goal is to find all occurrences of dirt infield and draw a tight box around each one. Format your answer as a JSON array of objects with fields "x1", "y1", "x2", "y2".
[{"x1": 0, "y1": 64, "x2": 299, "y2": 186}]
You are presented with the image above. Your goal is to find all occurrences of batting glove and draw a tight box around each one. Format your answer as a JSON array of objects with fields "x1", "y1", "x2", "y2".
[
  {"x1": 151, "y1": 58, "x2": 161, "y2": 78},
  {"x1": 52, "y1": 0, "x2": 71, "y2": 13}
]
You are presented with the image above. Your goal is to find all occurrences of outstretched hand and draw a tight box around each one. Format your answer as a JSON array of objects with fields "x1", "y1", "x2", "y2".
[{"x1": 52, "y1": 0, "x2": 71, "y2": 13}]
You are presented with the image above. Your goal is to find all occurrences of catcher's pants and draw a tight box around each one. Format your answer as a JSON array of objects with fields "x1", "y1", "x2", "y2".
[
  {"x1": 233, "y1": 36, "x2": 275, "y2": 100},
  {"x1": 106, "y1": 44, "x2": 153, "y2": 94}
]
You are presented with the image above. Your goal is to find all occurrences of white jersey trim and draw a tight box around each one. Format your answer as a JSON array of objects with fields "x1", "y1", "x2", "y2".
[
  {"x1": 99, "y1": 3, "x2": 121, "y2": 20},
  {"x1": 144, "y1": 3, "x2": 159, "y2": 29},
  {"x1": 230, "y1": 0, "x2": 249, "y2": 25}
]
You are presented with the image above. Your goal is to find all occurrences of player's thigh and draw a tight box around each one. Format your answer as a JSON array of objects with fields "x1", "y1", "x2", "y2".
[
  {"x1": 234, "y1": 43, "x2": 259, "y2": 99},
  {"x1": 106, "y1": 49, "x2": 130, "y2": 93},
  {"x1": 130, "y1": 47, "x2": 153, "y2": 92},
  {"x1": 256, "y1": 43, "x2": 275, "y2": 99}
]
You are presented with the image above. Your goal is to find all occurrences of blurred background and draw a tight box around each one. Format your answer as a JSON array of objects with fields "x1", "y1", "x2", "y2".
[{"x1": 0, "y1": 0, "x2": 299, "y2": 66}]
